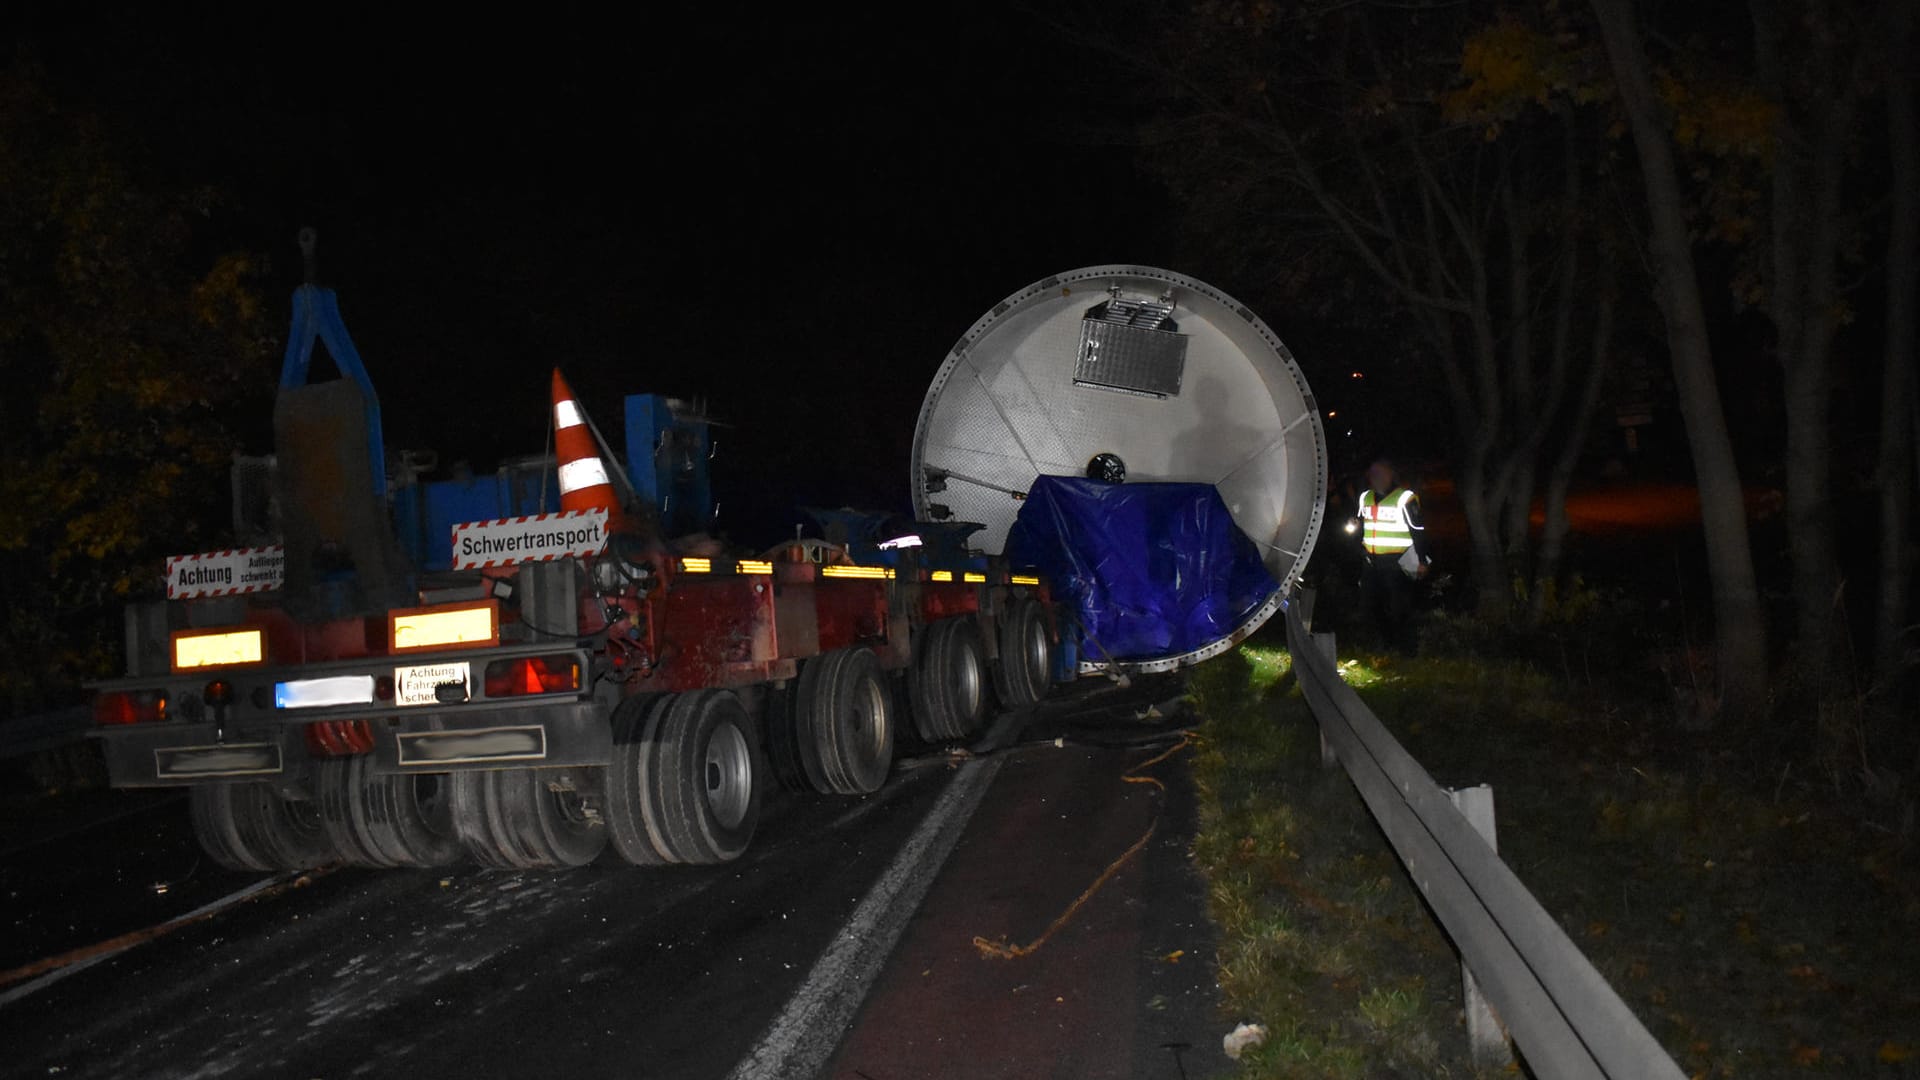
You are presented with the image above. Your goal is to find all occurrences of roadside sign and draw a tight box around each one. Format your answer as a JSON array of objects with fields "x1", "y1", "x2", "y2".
[
  {"x1": 451, "y1": 509, "x2": 608, "y2": 570},
  {"x1": 166, "y1": 546, "x2": 286, "y2": 600}
]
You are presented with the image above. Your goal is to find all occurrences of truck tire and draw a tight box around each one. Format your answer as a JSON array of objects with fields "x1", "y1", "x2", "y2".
[
  {"x1": 910, "y1": 618, "x2": 989, "y2": 742},
  {"x1": 991, "y1": 597, "x2": 1053, "y2": 710},
  {"x1": 365, "y1": 771, "x2": 462, "y2": 868},
  {"x1": 451, "y1": 769, "x2": 522, "y2": 869},
  {"x1": 318, "y1": 758, "x2": 460, "y2": 869},
  {"x1": 317, "y1": 756, "x2": 400, "y2": 867},
  {"x1": 789, "y1": 656, "x2": 837, "y2": 793},
  {"x1": 190, "y1": 784, "x2": 265, "y2": 872},
  {"x1": 192, "y1": 782, "x2": 332, "y2": 872},
  {"x1": 804, "y1": 648, "x2": 895, "y2": 795},
  {"x1": 640, "y1": 690, "x2": 763, "y2": 864},
  {"x1": 761, "y1": 684, "x2": 815, "y2": 793},
  {"x1": 451, "y1": 767, "x2": 607, "y2": 869},
  {"x1": 608, "y1": 695, "x2": 677, "y2": 865}
]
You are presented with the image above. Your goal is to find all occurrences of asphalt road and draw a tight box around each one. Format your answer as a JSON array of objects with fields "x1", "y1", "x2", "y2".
[{"x1": 0, "y1": 677, "x2": 1221, "y2": 1080}]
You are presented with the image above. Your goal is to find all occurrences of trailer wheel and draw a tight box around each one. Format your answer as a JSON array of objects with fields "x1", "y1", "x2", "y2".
[
  {"x1": 451, "y1": 767, "x2": 607, "y2": 869},
  {"x1": 189, "y1": 784, "x2": 263, "y2": 871},
  {"x1": 317, "y1": 756, "x2": 400, "y2": 867},
  {"x1": 796, "y1": 655, "x2": 843, "y2": 793},
  {"x1": 608, "y1": 695, "x2": 677, "y2": 864},
  {"x1": 633, "y1": 690, "x2": 762, "y2": 864},
  {"x1": 910, "y1": 618, "x2": 989, "y2": 742},
  {"x1": 366, "y1": 771, "x2": 461, "y2": 868},
  {"x1": 992, "y1": 597, "x2": 1053, "y2": 710},
  {"x1": 450, "y1": 769, "x2": 522, "y2": 869},
  {"x1": 804, "y1": 648, "x2": 895, "y2": 795},
  {"x1": 761, "y1": 684, "x2": 816, "y2": 793},
  {"x1": 319, "y1": 757, "x2": 460, "y2": 869},
  {"x1": 192, "y1": 782, "x2": 332, "y2": 871}
]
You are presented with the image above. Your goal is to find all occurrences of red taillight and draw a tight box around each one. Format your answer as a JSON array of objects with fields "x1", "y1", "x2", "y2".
[
  {"x1": 483, "y1": 655, "x2": 581, "y2": 698},
  {"x1": 203, "y1": 680, "x2": 234, "y2": 707},
  {"x1": 304, "y1": 719, "x2": 375, "y2": 757},
  {"x1": 94, "y1": 690, "x2": 167, "y2": 726}
]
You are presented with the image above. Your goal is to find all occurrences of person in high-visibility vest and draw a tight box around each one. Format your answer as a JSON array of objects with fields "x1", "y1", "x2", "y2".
[{"x1": 1354, "y1": 459, "x2": 1432, "y2": 652}]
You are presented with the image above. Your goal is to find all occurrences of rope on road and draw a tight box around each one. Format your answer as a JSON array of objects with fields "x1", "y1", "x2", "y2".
[
  {"x1": 0, "y1": 867, "x2": 327, "y2": 998},
  {"x1": 971, "y1": 734, "x2": 1191, "y2": 961}
]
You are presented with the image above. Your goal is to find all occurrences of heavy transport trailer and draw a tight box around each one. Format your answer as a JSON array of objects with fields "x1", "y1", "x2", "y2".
[
  {"x1": 84, "y1": 236, "x2": 1062, "y2": 873},
  {"x1": 84, "y1": 257, "x2": 1329, "y2": 874},
  {"x1": 90, "y1": 543, "x2": 1058, "y2": 872}
]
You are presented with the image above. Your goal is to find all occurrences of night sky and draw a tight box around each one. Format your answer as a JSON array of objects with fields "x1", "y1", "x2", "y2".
[{"x1": 9, "y1": 9, "x2": 1189, "y2": 546}]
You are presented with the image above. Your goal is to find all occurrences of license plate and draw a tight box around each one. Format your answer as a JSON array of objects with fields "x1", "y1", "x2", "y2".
[{"x1": 394, "y1": 661, "x2": 471, "y2": 706}]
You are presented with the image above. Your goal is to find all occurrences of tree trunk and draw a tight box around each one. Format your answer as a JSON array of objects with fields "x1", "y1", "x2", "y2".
[
  {"x1": 1460, "y1": 459, "x2": 1510, "y2": 616},
  {"x1": 1535, "y1": 269, "x2": 1617, "y2": 619},
  {"x1": 1502, "y1": 460, "x2": 1537, "y2": 564},
  {"x1": 1876, "y1": 0, "x2": 1917, "y2": 686},
  {"x1": 1592, "y1": 0, "x2": 1769, "y2": 721},
  {"x1": 1499, "y1": 178, "x2": 1537, "y2": 572},
  {"x1": 1755, "y1": 0, "x2": 1852, "y2": 676},
  {"x1": 1467, "y1": 304, "x2": 1513, "y2": 619}
]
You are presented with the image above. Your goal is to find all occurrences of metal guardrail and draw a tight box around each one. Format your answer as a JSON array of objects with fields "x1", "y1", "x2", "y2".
[
  {"x1": 1281, "y1": 593, "x2": 1685, "y2": 1080},
  {"x1": 0, "y1": 707, "x2": 91, "y2": 762}
]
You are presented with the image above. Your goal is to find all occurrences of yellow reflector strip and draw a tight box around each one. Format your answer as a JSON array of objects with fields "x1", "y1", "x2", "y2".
[
  {"x1": 392, "y1": 602, "x2": 499, "y2": 652},
  {"x1": 963, "y1": 572, "x2": 987, "y2": 583},
  {"x1": 930, "y1": 571, "x2": 954, "y2": 582},
  {"x1": 681, "y1": 557, "x2": 712, "y2": 573},
  {"x1": 738, "y1": 560, "x2": 773, "y2": 575},
  {"x1": 172, "y1": 628, "x2": 264, "y2": 672},
  {"x1": 1011, "y1": 575, "x2": 1040, "y2": 586},
  {"x1": 821, "y1": 565, "x2": 893, "y2": 580}
]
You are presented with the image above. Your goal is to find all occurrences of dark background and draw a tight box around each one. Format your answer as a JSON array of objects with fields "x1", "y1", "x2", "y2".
[{"x1": 6, "y1": 9, "x2": 1230, "y2": 547}]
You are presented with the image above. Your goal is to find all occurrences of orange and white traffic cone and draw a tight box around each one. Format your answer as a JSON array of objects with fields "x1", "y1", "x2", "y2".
[
  {"x1": 552, "y1": 368, "x2": 623, "y2": 522},
  {"x1": 550, "y1": 368, "x2": 671, "y2": 589}
]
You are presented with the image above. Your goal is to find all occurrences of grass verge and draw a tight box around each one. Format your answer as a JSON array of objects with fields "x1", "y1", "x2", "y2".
[{"x1": 1189, "y1": 618, "x2": 1920, "y2": 1078}]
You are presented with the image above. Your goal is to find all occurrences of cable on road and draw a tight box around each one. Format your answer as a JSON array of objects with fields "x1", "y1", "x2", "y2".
[
  {"x1": 0, "y1": 866, "x2": 330, "y2": 1002},
  {"x1": 970, "y1": 734, "x2": 1191, "y2": 961}
]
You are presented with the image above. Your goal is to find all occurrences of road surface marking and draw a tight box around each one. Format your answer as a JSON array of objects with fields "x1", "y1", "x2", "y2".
[{"x1": 726, "y1": 757, "x2": 1005, "y2": 1080}]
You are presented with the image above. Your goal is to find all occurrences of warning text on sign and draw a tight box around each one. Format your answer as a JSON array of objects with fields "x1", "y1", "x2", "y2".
[
  {"x1": 451, "y1": 509, "x2": 609, "y2": 569},
  {"x1": 166, "y1": 547, "x2": 286, "y2": 600}
]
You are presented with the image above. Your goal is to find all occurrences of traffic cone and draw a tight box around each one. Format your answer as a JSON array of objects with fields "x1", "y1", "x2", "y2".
[
  {"x1": 551, "y1": 368, "x2": 624, "y2": 523},
  {"x1": 550, "y1": 368, "x2": 671, "y2": 588}
]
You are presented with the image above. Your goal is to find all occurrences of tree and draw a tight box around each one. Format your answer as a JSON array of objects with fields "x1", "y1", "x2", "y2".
[
  {"x1": 1085, "y1": 1, "x2": 1622, "y2": 620},
  {"x1": 1872, "y1": 0, "x2": 1915, "y2": 689},
  {"x1": 1747, "y1": 0, "x2": 1872, "y2": 678},
  {"x1": 0, "y1": 62, "x2": 274, "y2": 713},
  {"x1": 1589, "y1": 0, "x2": 1769, "y2": 720}
]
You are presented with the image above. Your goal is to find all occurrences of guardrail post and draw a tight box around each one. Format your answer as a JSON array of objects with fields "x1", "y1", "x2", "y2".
[
  {"x1": 1448, "y1": 784, "x2": 1512, "y2": 1069},
  {"x1": 1311, "y1": 632, "x2": 1338, "y2": 770}
]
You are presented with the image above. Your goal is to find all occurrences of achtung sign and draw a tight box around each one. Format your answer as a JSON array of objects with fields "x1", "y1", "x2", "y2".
[
  {"x1": 451, "y1": 509, "x2": 608, "y2": 570},
  {"x1": 166, "y1": 546, "x2": 286, "y2": 600}
]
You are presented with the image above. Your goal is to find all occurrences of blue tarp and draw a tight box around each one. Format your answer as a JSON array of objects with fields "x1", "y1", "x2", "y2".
[{"x1": 1005, "y1": 477, "x2": 1278, "y2": 661}]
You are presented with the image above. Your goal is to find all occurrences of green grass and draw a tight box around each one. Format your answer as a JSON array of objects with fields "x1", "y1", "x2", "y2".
[
  {"x1": 1186, "y1": 630, "x2": 1486, "y2": 1078},
  {"x1": 1188, "y1": 614, "x2": 1920, "y2": 1079}
]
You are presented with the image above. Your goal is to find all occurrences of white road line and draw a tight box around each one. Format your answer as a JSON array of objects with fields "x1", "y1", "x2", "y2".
[
  {"x1": 725, "y1": 757, "x2": 1005, "y2": 1080},
  {"x1": 0, "y1": 872, "x2": 295, "y2": 1009}
]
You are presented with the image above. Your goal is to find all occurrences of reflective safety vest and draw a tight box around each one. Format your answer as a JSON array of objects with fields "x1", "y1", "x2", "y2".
[{"x1": 1359, "y1": 487, "x2": 1419, "y2": 555}]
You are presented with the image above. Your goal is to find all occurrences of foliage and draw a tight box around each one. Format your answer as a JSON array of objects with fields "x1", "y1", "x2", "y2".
[
  {"x1": 1190, "y1": 623, "x2": 1920, "y2": 1079},
  {"x1": 0, "y1": 64, "x2": 274, "y2": 712},
  {"x1": 1089, "y1": 0, "x2": 1637, "y2": 622}
]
